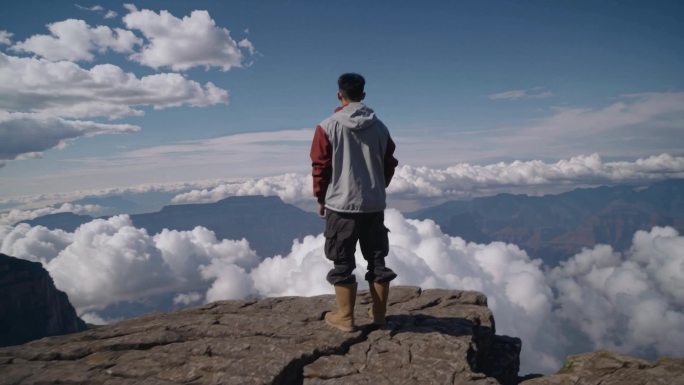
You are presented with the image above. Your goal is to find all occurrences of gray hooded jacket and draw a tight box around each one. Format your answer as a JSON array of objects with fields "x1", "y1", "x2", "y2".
[{"x1": 311, "y1": 102, "x2": 397, "y2": 213}]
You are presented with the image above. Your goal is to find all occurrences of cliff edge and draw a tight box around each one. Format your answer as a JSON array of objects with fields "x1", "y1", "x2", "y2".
[
  {"x1": 0, "y1": 286, "x2": 520, "y2": 385},
  {"x1": 2, "y1": 284, "x2": 681, "y2": 384},
  {"x1": 0, "y1": 253, "x2": 86, "y2": 347}
]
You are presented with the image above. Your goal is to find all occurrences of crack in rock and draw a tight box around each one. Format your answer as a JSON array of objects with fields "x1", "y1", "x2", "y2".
[{"x1": 272, "y1": 325, "x2": 375, "y2": 385}]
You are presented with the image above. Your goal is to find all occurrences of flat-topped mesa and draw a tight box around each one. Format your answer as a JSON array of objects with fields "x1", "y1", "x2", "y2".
[{"x1": 0, "y1": 286, "x2": 521, "y2": 385}]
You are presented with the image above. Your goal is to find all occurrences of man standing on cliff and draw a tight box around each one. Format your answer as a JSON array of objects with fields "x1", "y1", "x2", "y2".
[{"x1": 310, "y1": 73, "x2": 399, "y2": 332}]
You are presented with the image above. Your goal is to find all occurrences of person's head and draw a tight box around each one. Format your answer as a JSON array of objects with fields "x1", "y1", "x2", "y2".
[{"x1": 337, "y1": 73, "x2": 365, "y2": 103}]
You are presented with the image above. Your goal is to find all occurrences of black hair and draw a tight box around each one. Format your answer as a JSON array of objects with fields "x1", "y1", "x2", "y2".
[{"x1": 338, "y1": 73, "x2": 365, "y2": 101}]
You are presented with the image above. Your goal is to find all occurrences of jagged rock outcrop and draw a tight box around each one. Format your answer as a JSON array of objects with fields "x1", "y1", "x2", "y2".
[
  {"x1": 0, "y1": 286, "x2": 521, "y2": 385},
  {"x1": 0, "y1": 253, "x2": 86, "y2": 347},
  {"x1": 520, "y1": 350, "x2": 684, "y2": 385}
]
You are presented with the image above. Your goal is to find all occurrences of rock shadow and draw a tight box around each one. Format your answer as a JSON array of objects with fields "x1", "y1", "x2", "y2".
[
  {"x1": 381, "y1": 313, "x2": 482, "y2": 338},
  {"x1": 368, "y1": 313, "x2": 521, "y2": 385}
]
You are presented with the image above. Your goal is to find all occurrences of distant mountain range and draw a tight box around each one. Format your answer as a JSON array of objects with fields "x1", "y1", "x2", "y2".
[
  {"x1": 20, "y1": 180, "x2": 684, "y2": 266},
  {"x1": 22, "y1": 196, "x2": 323, "y2": 258},
  {"x1": 71, "y1": 191, "x2": 182, "y2": 216},
  {"x1": 408, "y1": 179, "x2": 684, "y2": 265}
]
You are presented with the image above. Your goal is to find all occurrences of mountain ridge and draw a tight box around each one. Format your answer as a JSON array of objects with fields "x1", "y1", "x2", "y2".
[{"x1": 408, "y1": 179, "x2": 684, "y2": 265}]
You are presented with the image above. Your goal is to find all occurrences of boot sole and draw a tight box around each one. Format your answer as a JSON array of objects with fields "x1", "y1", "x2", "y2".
[{"x1": 325, "y1": 316, "x2": 354, "y2": 332}]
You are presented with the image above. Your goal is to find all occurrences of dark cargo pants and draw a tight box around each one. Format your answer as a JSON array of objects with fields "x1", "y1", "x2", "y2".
[{"x1": 323, "y1": 210, "x2": 397, "y2": 285}]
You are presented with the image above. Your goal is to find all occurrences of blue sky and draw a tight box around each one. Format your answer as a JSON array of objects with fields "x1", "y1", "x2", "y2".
[{"x1": 1, "y1": 0, "x2": 683, "y2": 199}]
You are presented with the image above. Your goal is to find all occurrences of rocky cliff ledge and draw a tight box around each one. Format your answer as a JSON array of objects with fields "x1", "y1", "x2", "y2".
[
  {"x1": 520, "y1": 350, "x2": 684, "y2": 385},
  {"x1": 0, "y1": 253, "x2": 86, "y2": 347},
  {"x1": 3, "y1": 285, "x2": 681, "y2": 385},
  {"x1": 0, "y1": 286, "x2": 520, "y2": 385}
]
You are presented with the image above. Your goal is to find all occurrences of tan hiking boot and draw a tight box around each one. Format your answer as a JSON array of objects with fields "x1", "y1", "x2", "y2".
[
  {"x1": 325, "y1": 283, "x2": 357, "y2": 332},
  {"x1": 368, "y1": 281, "x2": 390, "y2": 325}
]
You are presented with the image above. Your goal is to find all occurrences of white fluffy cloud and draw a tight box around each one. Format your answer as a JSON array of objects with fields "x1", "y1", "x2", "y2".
[
  {"x1": 171, "y1": 153, "x2": 684, "y2": 204},
  {"x1": 11, "y1": 19, "x2": 141, "y2": 62},
  {"x1": 238, "y1": 38, "x2": 256, "y2": 56},
  {"x1": 551, "y1": 226, "x2": 684, "y2": 358},
  {"x1": 488, "y1": 87, "x2": 552, "y2": 100},
  {"x1": 0, "y1": 51, "x2": 227, "y2": 161},
  {"x1": 173, "y1": 292, "x2": 202, "y2": 306},
  {"x1": 74, "y1": 4, "x2": 117, "y2": 20},
  {"x1": 123, "y1": 8, "x2": 252, "y2": 71},
  {"x1": 0, "y1": 53, "x2": 228, "y2": 119},
  {"x1": 154, "y1": 227, "x2": 258, "y2": 288},
  {"x1": 0, "y1": 223, "x2": 73, "y2": 265},
  {"x1": 202, "y1": 261, "x2": 254, "y2": 302},
  {"x1": 250, "y1": 233, "x2": 333, "y2": 298},
  {"x1": 123, "y1": 4, "x2": 137, "y2": 13},
  {"x1": 0, "y1": 6, "x2": 246, "y2": 167},
  {"x1": 0, "y1": 30, "x2": 12, "y2": 45},
  {"x1": 2, "y1": 210, "x2": 682, "y2": 374},
  {"x1": 80, "y1": 312, "x2": 111, "y2": 326},
  {"x1": 45, "y1": 216, "x2": 176, "y2": 310},
  {"x1": 0, "y1": 111, "x2": 139, "y2": 161},
  {"x1": 388, "y1": 153, "x2": 684, "y2": 198},
  {"x1": 0, "y1": 202, "x2": 101, "y2": 226},
  {"x1": 172, "y1": 173, "x2": 311, "y2": 204},
  {"x1": 0, "y1": 178, "x2": 227, "y2": 210},
  {"x1": 0, "y1": 215, "x2": 259, "y2": 311},
  {"x1": 74, "y1": 4, "x2": 104, "y2": 12}
]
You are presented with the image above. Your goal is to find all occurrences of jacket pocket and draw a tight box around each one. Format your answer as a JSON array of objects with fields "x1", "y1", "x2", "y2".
[{"x1": 380, "y1": 225, "x2": 390, "y2": 256}]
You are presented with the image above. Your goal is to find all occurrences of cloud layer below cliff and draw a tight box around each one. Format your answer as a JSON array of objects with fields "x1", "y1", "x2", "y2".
[{"x1": 1, "y1": 210, "x2": 682, "y2": 373}]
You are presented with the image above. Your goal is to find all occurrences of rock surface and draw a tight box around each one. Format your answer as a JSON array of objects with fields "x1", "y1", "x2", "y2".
[
  {"x1": 0, "y1": 286, "x2": 520, "y2": 385},
  {"x1": 520, "y1": 350, "x2": 684, "y2": 385},
  {"x1": 0, "y1": 253, "x2": 86, "y2": 347}
]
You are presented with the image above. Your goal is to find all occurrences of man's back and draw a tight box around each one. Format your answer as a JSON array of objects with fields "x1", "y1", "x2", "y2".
[{"x1": 315, "y1": 102, "x2": 395, "y2": 213}]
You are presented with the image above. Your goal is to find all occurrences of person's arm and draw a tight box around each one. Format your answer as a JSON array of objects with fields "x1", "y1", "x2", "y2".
[
  {"x1": 310, "y1": 125, "x2": 332, "y2": 216},
  {"x1": 384, "y1": 135, "x2": 398, "y2": 187}
]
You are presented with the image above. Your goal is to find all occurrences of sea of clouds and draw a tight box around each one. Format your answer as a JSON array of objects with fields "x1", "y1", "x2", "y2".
[{"x1": 1, "y1": 209, "x2": 682, "y2": 374}]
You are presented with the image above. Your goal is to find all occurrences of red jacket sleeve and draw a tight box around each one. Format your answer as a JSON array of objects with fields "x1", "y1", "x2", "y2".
[
  {"x1": 384, "y1": 136, "x2": 398, "y2": 187},
  {"x1": 310, "y1": 125, "x2": 332, "y2": 204}
]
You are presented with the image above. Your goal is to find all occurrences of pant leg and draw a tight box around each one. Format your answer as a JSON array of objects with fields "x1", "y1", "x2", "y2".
[
  {"x1": 358, "y1": 211, "x2": 397, "y2": 283},
  {"x1": 324, "y1": 210, "x2": 359, "y2": 285}
]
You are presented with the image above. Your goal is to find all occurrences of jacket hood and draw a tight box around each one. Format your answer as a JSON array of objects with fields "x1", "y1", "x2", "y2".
[{"x1": 334, "y1": 102, "x2": 377, "y2": 130}]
